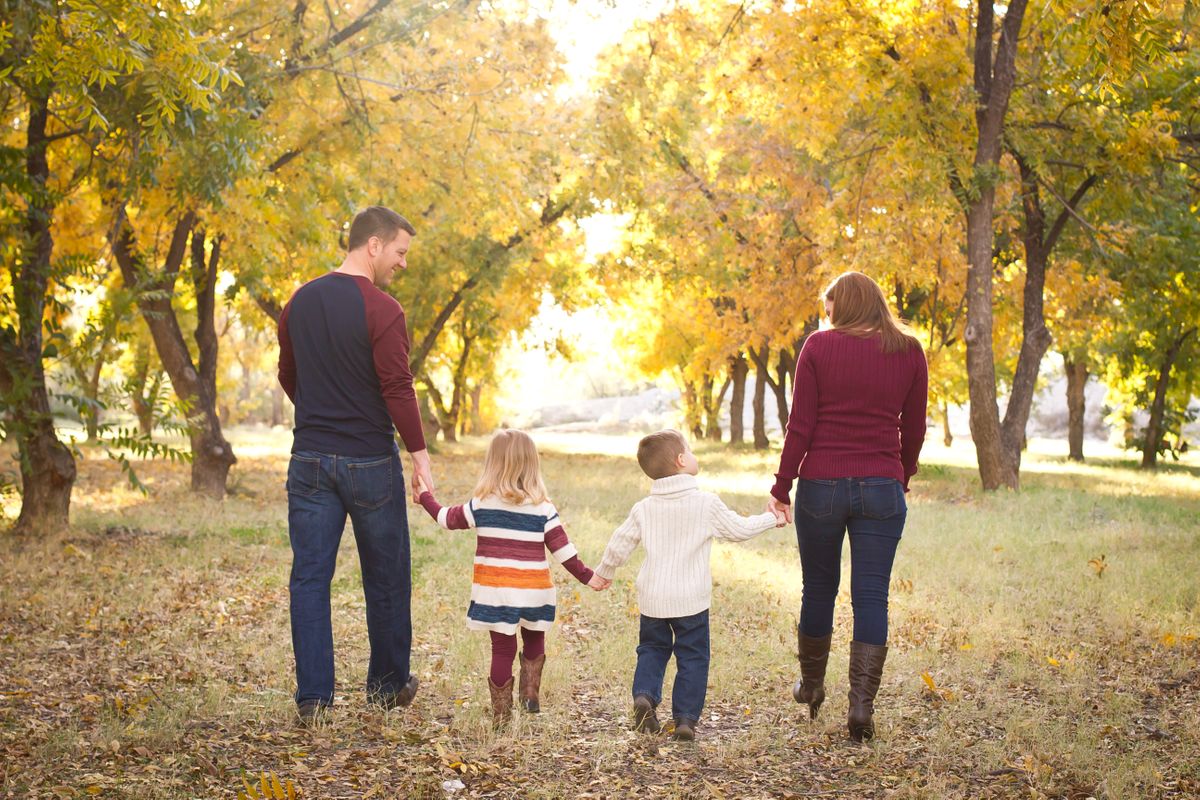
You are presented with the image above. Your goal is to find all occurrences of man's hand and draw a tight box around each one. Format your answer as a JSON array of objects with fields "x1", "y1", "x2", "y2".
[
  {"x1": 767, "y1": 496, "x2": 792, "y2": 526},
  {"x1": 587, "y1": 574, "x2": 611, "y2": 591},
  {"x1": 410, "y1": 449, "x2": 434, "y2": 502}
]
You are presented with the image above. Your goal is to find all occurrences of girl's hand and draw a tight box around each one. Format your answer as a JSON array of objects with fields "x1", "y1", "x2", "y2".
[
  {"x1": 415, "y1": 474, "x2": 431, "y2": 496},
  {"x1": 587, "y1": 574, "x2": 611, "y2": 591}
]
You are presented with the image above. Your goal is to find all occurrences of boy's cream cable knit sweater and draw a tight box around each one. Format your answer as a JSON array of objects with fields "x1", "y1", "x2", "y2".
[{"x1": 595, "y1": 474, "x2": 777, "y2": 618}]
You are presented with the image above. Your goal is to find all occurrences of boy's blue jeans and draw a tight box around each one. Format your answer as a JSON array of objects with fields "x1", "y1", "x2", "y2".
[
  {"x1": 632, "y1": 610, "x2": 710, "y2": 723},
  {"x1": 794, "y1": 477, "x2": 907, "y2": 646},
  {"x1": 287, "y1": 448, "x2": 412, "y2": 706}
]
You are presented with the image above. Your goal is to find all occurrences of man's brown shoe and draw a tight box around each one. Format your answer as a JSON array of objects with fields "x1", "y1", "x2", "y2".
[
  {"x1": 370, "y1": 675, "x2": 419, "y2": 710},
  {"x1": 631, "y1": 694, "x2": 660, "y2": 733},
  {"x1": 671, "y1": 717, "x2": 696, "y2": 742}
]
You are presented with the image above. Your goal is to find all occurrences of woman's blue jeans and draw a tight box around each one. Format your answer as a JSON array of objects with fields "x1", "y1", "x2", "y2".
[
  {"x1": 287, "y1": 448, "x2": 412, "y2": 706},
  {"x1": 794, "y1": 477, "x2": 906, "y2": 646}
]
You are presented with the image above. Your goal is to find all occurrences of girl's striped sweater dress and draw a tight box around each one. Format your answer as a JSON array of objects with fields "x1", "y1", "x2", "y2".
[{"x1": 419, "y1": 492, "x2": 594, "y2": 634}]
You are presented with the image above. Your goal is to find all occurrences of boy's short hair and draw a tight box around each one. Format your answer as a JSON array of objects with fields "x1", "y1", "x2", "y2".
[{"x1": 637, "y1": 430, "x2": 688, "y2": 479}]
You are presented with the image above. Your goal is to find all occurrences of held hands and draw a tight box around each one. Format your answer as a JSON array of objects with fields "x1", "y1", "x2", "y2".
[
  {"x1": 587, "y1": 574, "x2": 611, "y2": 592},
  {"x1": 767, "y1": 496, "x2": 792, "y2": 526},
  {"x1": 410, "y1": 449, "x2": 434, "y2": 502}
]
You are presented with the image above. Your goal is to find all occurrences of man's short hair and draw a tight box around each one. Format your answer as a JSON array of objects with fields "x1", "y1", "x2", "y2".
[
  {"x1": 637, "y1": 429, "x2": 688, "y2": 479},
  {"x1": 347, "y1": 206, "x2": 416, "y2": 251}
]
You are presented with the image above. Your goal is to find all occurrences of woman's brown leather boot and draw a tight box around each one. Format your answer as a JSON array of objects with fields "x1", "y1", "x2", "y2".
[
  {"x1": 847, "y1": 640, "x2": 888, "y2": 742},
  {"x1": 487, "y1": 677, "x2": 513, "y2": 726},
  {"x1": 792, "y1": 630, "x2": 833, "y2": 719},
  {"x1": 518, "y1": 651, "x2": 545, "y2": 713}
]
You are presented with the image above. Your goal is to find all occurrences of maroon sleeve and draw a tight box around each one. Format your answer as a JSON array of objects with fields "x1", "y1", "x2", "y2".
[
  {"x1": 545, "y1": 523, "x2": 594, "y2": 584},
  {"x1": 771, "y1": 336, "x2": 820, "y2": 505},
  {"x1": 560, "y1": 555, "x2": 594, "y2": 584},
  {"x1": 277, "y1": 301, "x2": 297, "y2": 402},
  {"x1": 899, "y1": 346, "x2": 929, "y2": 491},
  {"x1": 359, "y1": 284, "x2": 427, "y2": 452},
  {"x1": 419, "y1": 491, "x2": 472, "y2": 529}
]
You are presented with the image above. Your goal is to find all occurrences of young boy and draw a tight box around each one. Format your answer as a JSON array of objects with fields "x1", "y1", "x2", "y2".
[{"x1": 592, "y1": 430, "x2": 784, "y2": 740}]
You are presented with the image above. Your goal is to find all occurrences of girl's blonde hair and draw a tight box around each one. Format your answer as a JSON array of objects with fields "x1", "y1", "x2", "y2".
[
  {"x1": 473, "y1": 429, "x2": 549, "y2": 505},
  {"x1": 822, "y1": 271, "x2": 922, "y2": 354}
]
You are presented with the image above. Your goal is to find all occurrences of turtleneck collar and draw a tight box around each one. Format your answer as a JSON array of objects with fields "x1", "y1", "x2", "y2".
[{"x1": 650, "y1": 473, "x2": 699, "y2": 497}]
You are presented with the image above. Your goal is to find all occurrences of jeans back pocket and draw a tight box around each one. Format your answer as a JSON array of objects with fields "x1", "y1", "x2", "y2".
[
  {"x1": 286, "y1": 454, "x2": 322, "y2": 496},
  {"x1": 860, "y1": 479, "x2": 904, "y2": 520},
  {"x1": 798, "y1": 479, "x2": 837, "y2": 518},
  {"x1": 348, "y1": 456, "x2": 393, "y2": 510}
]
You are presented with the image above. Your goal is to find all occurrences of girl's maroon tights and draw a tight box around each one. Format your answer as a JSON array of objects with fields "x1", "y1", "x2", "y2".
[{"x1": 488, "y1": 628, "x2": 545, "y2": 685}]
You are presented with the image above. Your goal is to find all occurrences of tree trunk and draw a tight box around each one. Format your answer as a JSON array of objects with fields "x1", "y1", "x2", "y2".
[
  {"x1": 1141, "y1": 328, "x2": 1196, "y2": 469},
  {"x1": 773, "y1": 350, "x2": 790, "y2": 431},
  {"x1": 469, "y1": 383, "x2": 484, "y2": 435},
  {"x1": 682, "y1": 379, "x2": 703, "y2": 439},
  {"x1": 728, "y1": 353, "x2": 748, "y2": 445},
  {"x1": 702, "y1": 372, "x2": 731, "y2": 442},
  {"x1": 9, "y1": 92, "x2": 76, "y2": 535},
  {"x1": 752, "y1": 353, "x2": 768, "y2": 450},
  {"x1": 128, "y1": 345, "x2": 162, "y2": 438},
  {"x1": 424, "y1": 381, "x2": 456, "y2": 443},
  {"x1": 962, "y1": 0, "x2": 1029, "y2": 491},
  {"x1": 111, "y1": 209, "x2": 236, "y2": 498},
  {"x1": 941, "y1": 401, "x2": 953, "y2": 447},
  {"x1": 1064, "y1": 355, "x2": 1088, "y2": 461},
  {"x1": 417, "y1": 390, "x2": 441, "y2": 444}
]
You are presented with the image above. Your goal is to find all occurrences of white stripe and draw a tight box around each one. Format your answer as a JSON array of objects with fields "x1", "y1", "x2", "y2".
[
  {"x1": 474, "y1": 556, "x2": 550, "y2": 570},
  {"x1": 549, "y1": 543, "x2": 577, "y2": 564},
  {"x1": 437, "y1": 507, "x2": 449, "y2": 528},
  {"x1": 463, "y1": 501, "x2": 476, "y2": 527},
  {"x1": 470, "y1": 586, "x2": 557, "y2": 607},
  {"x1": 467, "y1": 619, "x2": 553, "y2": 633},
  {"x1": 475, "y1": 526, "x2": 544, "y2": 543}
]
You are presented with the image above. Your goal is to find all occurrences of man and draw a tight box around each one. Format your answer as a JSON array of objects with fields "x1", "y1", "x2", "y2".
[{"x1": 277, "y1": 205, "x2": 435, "y2": 722}]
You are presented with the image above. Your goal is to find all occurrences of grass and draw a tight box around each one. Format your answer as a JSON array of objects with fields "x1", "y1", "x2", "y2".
[{"x1": 1, "y1": 429, "x2": 1198, "y2": 799}]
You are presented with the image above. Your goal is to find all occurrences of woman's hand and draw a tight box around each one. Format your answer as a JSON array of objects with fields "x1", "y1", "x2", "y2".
[{"x1": 767, "y1": 496, "x2": 792, "y2": 526}]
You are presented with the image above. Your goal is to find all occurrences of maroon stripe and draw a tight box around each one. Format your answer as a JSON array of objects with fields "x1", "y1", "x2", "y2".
[
  {"x1": 445, "y1": 504, "x2": 471, "y2": 530},
  {"x1": 544, "y1": 526, "x2": 569, "y2": 552},
  {"x1": 476, "y1": 536, "x2": 546, "y2": 561}
]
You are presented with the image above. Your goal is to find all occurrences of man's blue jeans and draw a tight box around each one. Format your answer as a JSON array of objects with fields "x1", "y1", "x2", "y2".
[
  {"x1": 287, "y1": 448, "x2": 412, "y2": 706},
  {"x1": 632, "y1": 610, "x2": 710, "y2": 723},
  {"x1": 794, "y1": 477, "x2": 907, "y2": 646}
]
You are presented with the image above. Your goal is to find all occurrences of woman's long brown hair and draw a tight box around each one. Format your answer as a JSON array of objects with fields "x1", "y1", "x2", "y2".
[{"x1": 822, "y1": 271, "x2": 922, "y2": 354}]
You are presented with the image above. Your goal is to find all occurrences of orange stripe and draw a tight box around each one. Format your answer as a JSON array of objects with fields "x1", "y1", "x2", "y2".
[{"x1": 473, "y1": 564, "x2": 553, "y2": 589}]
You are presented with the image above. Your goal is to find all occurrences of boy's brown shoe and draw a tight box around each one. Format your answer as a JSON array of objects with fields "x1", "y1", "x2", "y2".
[{"x1": 631, "y1": 694, "x2": 660, "y2": 733}]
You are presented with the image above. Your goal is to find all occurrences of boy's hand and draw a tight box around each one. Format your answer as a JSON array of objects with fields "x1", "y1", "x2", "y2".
[{"x1": 587, "y1": 574, "x2": 611, "y2": 591}]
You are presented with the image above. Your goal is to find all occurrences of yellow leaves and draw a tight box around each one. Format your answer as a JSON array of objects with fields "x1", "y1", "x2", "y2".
[
  {"x1": 238, "y1": 771, "x2": 296, "y2": 800},
  {"x1": 63, "y1": 543, "x2": 92, "y2": 561},
  {"x1": 1159, "y1": 632, "x2": 1196, "y2": 648},
  {"x1": 919, "y1": 671, "x2": 954, "y2": 701},
  {"x1": 1088, "y1": 554, "x2": 1108, "y2": 578}
]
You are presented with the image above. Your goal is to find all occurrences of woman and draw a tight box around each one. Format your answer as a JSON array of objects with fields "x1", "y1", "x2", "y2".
[{"x1": 767, "y1": 271, "x2": 928, "y2": 742}]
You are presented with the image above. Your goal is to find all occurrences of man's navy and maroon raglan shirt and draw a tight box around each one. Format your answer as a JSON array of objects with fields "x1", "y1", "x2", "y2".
[{"x1": 277, "y1": 272, "x2": 426, "y2": 456}]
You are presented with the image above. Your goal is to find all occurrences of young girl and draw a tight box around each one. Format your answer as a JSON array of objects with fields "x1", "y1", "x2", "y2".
[{"x1": 416, "y1": 429, "x2": 603, "y2": 724}]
